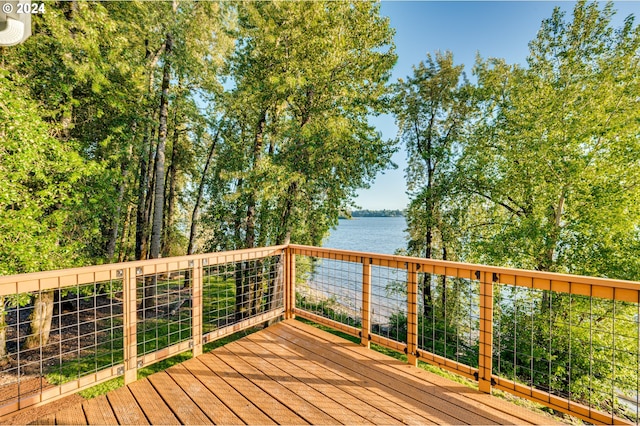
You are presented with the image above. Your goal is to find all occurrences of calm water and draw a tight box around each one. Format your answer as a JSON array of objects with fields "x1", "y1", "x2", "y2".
[
  {"x1": 302, "y1": 217, "x2": 408, "y2": 323},
  {"x1": 322, "y1": 217, "x2": 407, "y2": 254}
]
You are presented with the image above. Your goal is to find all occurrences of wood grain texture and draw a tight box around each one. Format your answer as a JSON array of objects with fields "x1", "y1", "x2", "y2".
[{"x1": 38, "y1": 319, "x2": 560, "y2": 425}]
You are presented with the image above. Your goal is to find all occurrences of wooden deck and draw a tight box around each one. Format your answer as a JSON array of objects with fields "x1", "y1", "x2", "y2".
[{"x1": 32, "y1": 320, "x2": 558, "y2": 425}]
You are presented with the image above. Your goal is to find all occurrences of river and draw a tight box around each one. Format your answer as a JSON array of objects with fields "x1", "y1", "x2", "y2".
[
  {"x1": 321, "y1": 217, "x2": 407, "y2": 254},
  {"x1": 298, "y1": 217, "x2": 409, "y2": 324}
]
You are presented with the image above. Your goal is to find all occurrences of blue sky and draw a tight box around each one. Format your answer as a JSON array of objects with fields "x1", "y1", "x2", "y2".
[{"x1": 355, "y1": 1, "x2": 640, "y2": 210}]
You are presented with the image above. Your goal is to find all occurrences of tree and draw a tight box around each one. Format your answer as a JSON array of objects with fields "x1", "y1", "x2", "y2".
[
  {"x1": 393, "y1": 51, "x2": 472, "y2": 317},
  {"x1": 456, "y1": 1, "x2": 640, "y2": 414},
  {"x1": 0, "y1": 72, "x2": 96, "y2": 351},
  {"x1": 462, "y1": 1, "x2": 640, "y2": 278},
  {"x1": 202, "y1": 0, "x2": 397, "y2": 318}
]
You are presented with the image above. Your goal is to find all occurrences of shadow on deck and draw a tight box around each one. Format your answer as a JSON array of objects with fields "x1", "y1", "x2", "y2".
[{"x1": 28, "y1": 320, "x2": 557, "y2": 425}]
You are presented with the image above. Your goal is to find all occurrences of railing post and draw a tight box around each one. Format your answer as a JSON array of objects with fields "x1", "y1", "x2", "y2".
[
  {"x1": 191, "y1": 259, "x2": 203, "y2": 357},
  {"x1": 285, "y1": 248, "x2": 296, "y2": 319},
  {"x1": 478, "y1": 271, "x2": 494, "y2": 393},
  {"x1": 123, "y1": 266, "x2": 138, "y2": 385},
  {"x1": 407, "y1": 262, "x2": 418, "y2": 367},
  {"x1": 361, "y1": 257, "x2": 372, "y2": 348}
]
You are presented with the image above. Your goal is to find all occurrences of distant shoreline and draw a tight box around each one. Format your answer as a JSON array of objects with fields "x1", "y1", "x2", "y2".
[{"x1": 339, "y1": 209, "x2": 405, "y2": 218}]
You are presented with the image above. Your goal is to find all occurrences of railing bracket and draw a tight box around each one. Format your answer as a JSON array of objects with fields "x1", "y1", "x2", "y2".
[
  {"x1": 492, "y1": 273, "x2": 499, "y2": 282},
  {"x1": 368, "y1": 334, "x2": 371, "y2": 341},
  {"x1": 473, "y1": 372, "x2": 479, "y2": 381},
  {"x1": 491, "y1": 378, "x2": 497, "y2": 386},
  {"x1": 189, "y1": 340, "x2": 195, "y2": 348},
  {"x1": 117, "y1": 366, "x2": 124, "y2": 375},
  {"x1": 359, "y1": 331, "x2": 362, "y2": 338},
  {"x1": 474, "y1": 271, "x2": 481, "y2": 280},
  {"x1": 137, "y1": 360, "x2": 144, "y2": 368},
  {"x1": 404, "y1": 347, "x2": 408, "y2": 355},
  {"x1": 415, "y1": 350, "x2": 420, "y2": 358}
]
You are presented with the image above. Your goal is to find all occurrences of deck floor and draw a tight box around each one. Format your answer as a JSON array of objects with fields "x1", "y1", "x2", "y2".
[{"x1": 32, "y1": 320, "x2": 558, "y2": 425}]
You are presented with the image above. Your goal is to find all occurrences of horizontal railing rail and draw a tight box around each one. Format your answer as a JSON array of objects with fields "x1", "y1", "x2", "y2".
[
  {"x1": 288, "y1": 244, "x2": 640, "y2": 425},
  {"x1": 0, "y1": 243, "x2": 638, "y2": 424},
  {"x1": 0, "y1": 245, "x2": 287, "y2": 417}
]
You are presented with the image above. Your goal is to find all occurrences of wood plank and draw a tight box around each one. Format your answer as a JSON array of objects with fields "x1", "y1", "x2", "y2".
[
  {"x1": 33, "y1": 319, "x2": 561, "y2": 426},
  {"x1": 266, "y1": 322, "x2": 495, "y2": 424},
  {"x1": 29, "y1": 413, "x2": 55, "y2": 425},
  {"x1": 165, "y1": 364, "x2": 244, "y2": 425},
  {"x1": 235, "y1": 336, "x2": 376, "y2": 425},
  {"x1": 286, "y1": 320, "x2": 559, "y2": 425},
  {"x1": 52, "y1": 405, "x2": 86, "y2": 425},
  {"x1": 198, "y1": 352, "x2": 308, "y2": 425},
  {"x1": 82, "y1": 395, "x2": 118, "y2": 425},
  {"x1": 216, "y1": 345, "x2": 340, "y2": 424},
  {"x1": 281, "y1": 321, "x2": 508, "y2": 424},
  {"x1": 106, "y1": 386, "x2": 149, "y2": 425},
  {"x1": 256, "y1": 328, "x2": 432, "y2": 424},
  {"x1": 127, "y1": 378, "x2": 180, "y2": 425},
  {"x1": 180, "y1": 358, "x2": 276, "y2": 425},
  {"x1": 146, "y1": 372, "x2": 211, "y2": 425}
]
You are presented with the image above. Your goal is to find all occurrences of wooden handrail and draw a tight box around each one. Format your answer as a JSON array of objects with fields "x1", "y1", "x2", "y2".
[
  {"x1": 287, "y1": 244, "x2": 640, "y2": 425},
  {"x1": 0, "y1": 244, "x2": 638, "y2": 424}
]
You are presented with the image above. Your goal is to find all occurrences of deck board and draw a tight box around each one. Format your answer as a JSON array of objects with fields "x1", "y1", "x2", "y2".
[
  {"x1": 35, "y1": 319, "x2": 559, "y2": 425},
  {"x1": 164, "y1": 364, "x2": 244, "y2": 425},
  {"x1": 81, "y1": 395, "x2": 119, "y2": 425},
  {"x1": 127, "y1": 378, "x2": 180, "y2": 425},
  {"x1": 278, "y1": 321, "x2": 521, "y2": 425}
]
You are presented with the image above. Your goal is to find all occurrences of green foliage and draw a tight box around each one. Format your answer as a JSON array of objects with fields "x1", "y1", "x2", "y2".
[
  {"x1": 493, "y1": 288, "x2": 639, "y2": 419},
  {"x1": 395, "y1": 3, "x2": 640, "y2": 417},
  {"x1": 203, "y1": 1, "x2": 397, "y2": 250},
  {"x1": 462, "y1": 1, "x2": 640, "y2": 278},
  {"x1": 0, "y1": 72, "x2": 97, "y2": 275}
]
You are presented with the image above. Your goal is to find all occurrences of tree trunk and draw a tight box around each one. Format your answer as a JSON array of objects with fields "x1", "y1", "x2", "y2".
[
  {"x1": 119, "y1": 203, "x2": 134, "y2": 262},
  {"x1": 236, "y1": 112, "x2": 267, "y2": 320},
  {"x1": 440, "y1": 245, "x2": 447, "y2": 312},
  {"x1": 25, "y1": 291, "x2": 55, "y2": 349},
  {"x1": 0, "y1": 298, "x2": 8, "y2": 366},
  {"x1": 422, "y1": 229, "x2": 433, "y2": 317},
  {"x1": 146, "y1": 33, "x2": 173, "y2": 311},
  {"x1": 188, "y1": 127, "x2": 221, "y2": 255},
  {"x1": 162, "y1": 121, "x2": 180, "y2": 257},
  {"x1": 107, "y1": 144, "x2": 133, "y2": 262},
  {"x1": 135, "y1": 127, "x2": 151, "y2": 261}
]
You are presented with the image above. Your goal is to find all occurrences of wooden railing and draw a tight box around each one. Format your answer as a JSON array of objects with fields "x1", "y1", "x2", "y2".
[
  {"x1": 0, "y1": 246, "x2": 286, "y2": 417},
  {"x1": 0, "y1": 244, "x2": 638, "y2": 424},
  {"x1": 289, "y1": 244, "x2": 640, "y2": 425}
]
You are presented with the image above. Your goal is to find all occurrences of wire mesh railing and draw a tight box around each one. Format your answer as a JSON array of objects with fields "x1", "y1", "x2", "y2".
[
  {"x1": 288, "y1": 244, "x2": 640, "y2": 425},
  {"x1": 0, "y1": 243, "x2": 638, "y2": 424},
  {"x1": 0, "y1": 245, "x2": 286, "y2": 417}
]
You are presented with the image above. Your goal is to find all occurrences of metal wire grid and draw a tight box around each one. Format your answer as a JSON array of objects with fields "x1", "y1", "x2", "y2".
[
  {"x1": 296, "y1": 255, "x2": 363, "y2": 328},
  {"x1": 416, "y1": 273, "x2": 480, "y2": 368},
  {"x1": 202, "y1": 255, "x2": 284, "y2": 332},
  {"x1": 369, "y1": 264, "x2": 408, "y2": 344},
  {"x1": 494, "y1": 285, "x2": 640, "y2": 423},
  {"x1": 0, "y1": 279, "x2": 123, "y2": 406},
  {"x1": 136, "y1": 269, "x2": 192, "y2": 356}
]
